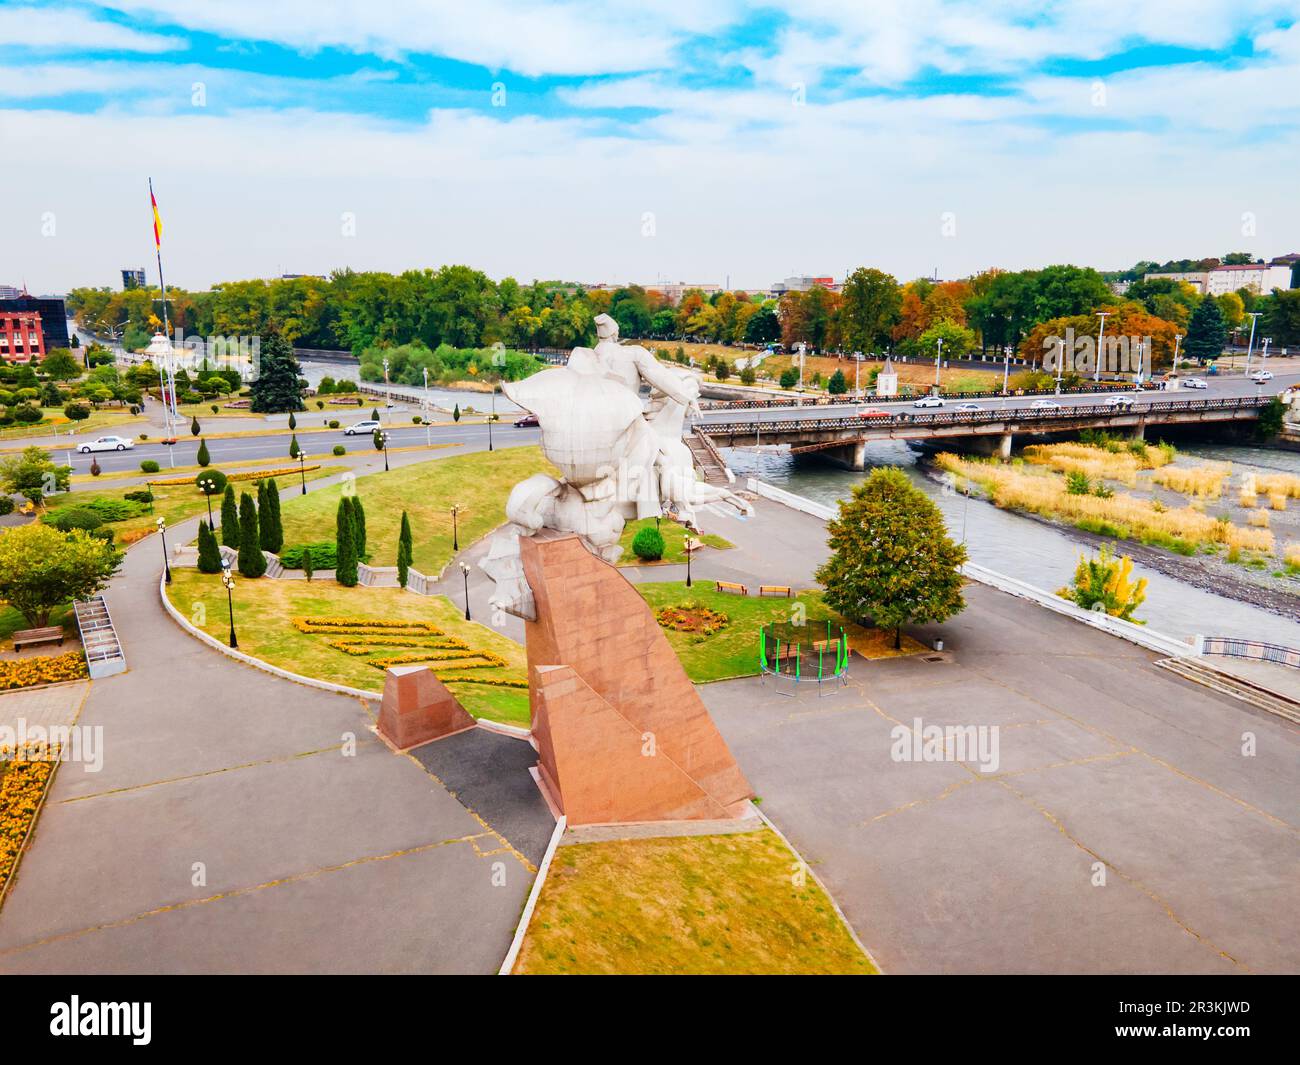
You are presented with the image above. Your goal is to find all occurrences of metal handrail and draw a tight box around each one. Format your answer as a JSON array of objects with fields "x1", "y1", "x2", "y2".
[
  {"x1": 1201, "y1": 637, "x2": 1300, "y2": 670},
  {"x1": 695, "y1": 395, "x2": 1273, "y2": 435}
]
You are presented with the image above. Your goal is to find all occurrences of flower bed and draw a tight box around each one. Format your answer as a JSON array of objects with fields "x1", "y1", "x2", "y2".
[
  {"x1": 0, "y1": 651, "x2": 88, "y2": 692},
  {"x1": 656, "y1": 601, "x2": 730, "y2": 635},
  {"x1": 147, "y1": 464, "x2": 320, "y2": 488},
  {"x1": 293, "y1": 616, "x2": 517, "y2": 683},
  {"x1": 0, "y1": 744, "x2": 58, "y2": 900}
]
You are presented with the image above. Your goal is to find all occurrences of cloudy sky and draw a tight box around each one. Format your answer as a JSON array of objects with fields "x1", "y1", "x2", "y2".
[{"x1": 3, "y1": 1, "x2": 1298, "y2": 294}]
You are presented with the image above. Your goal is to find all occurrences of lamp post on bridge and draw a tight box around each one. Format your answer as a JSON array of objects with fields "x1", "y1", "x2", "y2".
[{"x1": 1243, "y1": 312, "x2": 1261, "y2": 377}]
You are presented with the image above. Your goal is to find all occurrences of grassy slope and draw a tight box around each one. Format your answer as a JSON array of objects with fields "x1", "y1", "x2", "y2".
[
  {"x1": 277, "y1": 445, "x2": 554, "y2": 576},
  {"x1": 165, "y1": 570, "x2": 530, "y2": 724},
  {"x1": 514, "y1": 829, "x2": 876, "y2": 975}
]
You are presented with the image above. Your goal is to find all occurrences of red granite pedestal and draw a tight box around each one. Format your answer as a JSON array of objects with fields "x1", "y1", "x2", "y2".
[
  {"x1": 520, "y1": 534, "x2": 753, "y2": 826},
  {"x1": 376, "y1": 665, "x2": 476, "y2": 751}
]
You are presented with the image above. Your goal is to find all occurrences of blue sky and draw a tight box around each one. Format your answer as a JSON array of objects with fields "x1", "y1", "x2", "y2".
[{"x1": 3, "y1": 2, "x2": 1298, "y2": 292}]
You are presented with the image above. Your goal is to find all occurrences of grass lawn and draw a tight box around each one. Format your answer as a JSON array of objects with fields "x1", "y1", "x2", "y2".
[
  {"x1": 0, "y1": 603, "x2": 76, "y2": 644},
  {"x1": 617, "y1": 516, "x2": 732, "y2": 565},
  {"x1": 277, "y1": 445, "x2": 554, "y2": 576},
  {"x1": 44, "y1": 467, "x2": 341, "y2": 545},
  {"x1": 635, "y1": 580, "x2": 924, "y2": 683},
  {"x1": 0, "y1": 407, "x2": 141, "y2": 444},
  {"x1": 514, "y1": 828, "x2": 876, "y2": 975},
  {"x1": 165, "y1": 570, "x2": 530, "y2": 724}
]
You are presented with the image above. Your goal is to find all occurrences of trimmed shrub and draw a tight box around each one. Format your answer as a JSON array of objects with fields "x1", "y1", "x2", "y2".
[
  {"x1": 196, "y1": 521, "x2": 223, "y2": 574},
  {"x1": 279, "y1": 541, "x2": 336, "y2": 569},
  {"x1": 196, "y1": 438, "x2": 211, "y2": 467},
  {"x1": 631, "y1": 524, "x2": 665, "y2": 561},
  {"x1": 302, "y1": 545, "x2": 314, "y2": 581},
  {"x1": 328, "y1": 420, "x2": 339, "y2": 429},
  {"x1": 0, "y1": 496, "x2": 14, "y2": 516},
  {"x1": 140, "y1": 459, "x2": 160, "y2": 473},
  {"x1": 47, "y1": 507, "x2": 103, "y2": 532},
  {"x1": 332, "y1": 444, "x2": 346, "y2": 456},
  {"x1": 123, "y1": 489, "x2": 153, "y2": 505}
]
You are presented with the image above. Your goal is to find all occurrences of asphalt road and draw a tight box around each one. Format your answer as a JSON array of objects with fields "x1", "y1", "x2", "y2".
[
  {"x1": 693, "y1": 371, "x2": 1300, "y2": 426},
  {"x1": 60, "y1": 421, "x2": 541, "y2": 476}
]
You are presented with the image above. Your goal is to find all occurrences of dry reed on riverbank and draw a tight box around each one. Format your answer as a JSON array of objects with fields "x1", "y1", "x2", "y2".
[
  {"x1": 1257, "y1": 472, "x2": 1300, "y2": 499},
  {"x1": 1247, "y1": 509, "x2": 1271, "y2": 528},
  {"x1": 1151, "y1": 463, "x2": 1232, "y2": 499},
  {"x1": 939, "y1": 454, "x2": 1274, "y2": 555}
]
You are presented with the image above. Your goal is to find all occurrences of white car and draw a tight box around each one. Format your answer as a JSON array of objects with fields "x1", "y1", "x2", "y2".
[
  {"x1": 1105, "y1": 394, "x2": 1136, "y2": 407},
  {"x1": 1182, "y1": 377, "x2": 1208, "y2": 389},
  {"x1": 1250, "y1": 370, "x2": 1273, "y2": 383},
  {"x1": 955, "y1": 402, "x2": 982, "y2": 412},
  {"x1": 77, "y1": 435, "x2": 134, "y2": 453},
  {"x1": 343, "y1": 419, "x2": 382, "y2": 435},
  {"x1": 1030, "y1": 399, "x2": 1063, "y2": 410},
  {"x1": 913, "y1": 395, "x2": 945, "y2": 408}
]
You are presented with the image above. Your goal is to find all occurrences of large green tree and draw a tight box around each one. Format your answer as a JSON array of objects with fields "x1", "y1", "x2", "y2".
[
  {"x1": 839, "y1": 267, "x2": 902, "y2": 352},
  {"x1": 249, "y1": 329, "x2": 304, "y2": 413},
  {"x1": 0, "y1": 523, "x2": 122, "y2": 627},
  {"x1": 0, "y1": 446, "x2": 72, "y2": 507},
  {"x1": 1183, "y1": 296, "x2": 1227, "y2": 362},
  {"x1": 815, "y1": 467, "x2": 967, "y2": 648}
]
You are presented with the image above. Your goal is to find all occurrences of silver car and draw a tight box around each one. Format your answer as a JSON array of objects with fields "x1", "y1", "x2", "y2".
[{"x1": 77, "y1": 435, "x2": 135, "y2": 453}]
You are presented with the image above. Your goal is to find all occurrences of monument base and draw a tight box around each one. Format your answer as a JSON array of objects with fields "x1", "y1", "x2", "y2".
[
  {"x1": 520, "y1": 534, "x2": 753, "y2": 827},
  {"x1": 376, "y1": 665, "x2": 476, "y2": 752}
]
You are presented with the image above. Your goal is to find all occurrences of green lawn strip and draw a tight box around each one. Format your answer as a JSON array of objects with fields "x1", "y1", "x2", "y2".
[
  {"x1": 617, "y1": 517, "x2": 733, "y2": 565},
  {"x1": 164, "y1": 570, "x2": 529, "y2": 725},
  {"x1": 276, "y1": 445, "x2": 554, "y2": 576},
  {"x1": 0, "y1": 603, "x2": 77, "y2": 643},
  {"x1": 0, "y1": 407, "x2": 142, "y2": 445},
  {"x1": 43, "y1": 467, "x2": 341, "y2": 545},
  {"x1": 515, "y1": 828, "x2": 876, "y2": 975},
  {"x1": 635, "y1": 581, "x2": 845, "y2": 683}
]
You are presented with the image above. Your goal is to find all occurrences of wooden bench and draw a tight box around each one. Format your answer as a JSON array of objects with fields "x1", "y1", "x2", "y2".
[
  {"x1": 13, "y1": 626, "x2": 65, "y2": 651},
  {"x1": 714, "y1": 580, "x2": 748, "y2": 596},
  {"x1": 759, "y1": 585, "x2": 792, "y2": 597}
]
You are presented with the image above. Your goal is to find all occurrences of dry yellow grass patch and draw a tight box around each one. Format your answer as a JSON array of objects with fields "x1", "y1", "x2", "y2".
[
  {"x1": 1269, "y1": 493, "x2": 1288, "y2": 511},
  {"x1": 514, "y1": 829, "x2": 875, "y2": 975},
  {"x1": 1257, "y1": 472, "x2": 1300, "y2": 499},
  {"x1": 1022, "y1": 443, "x2": 1144, "y2": 486},
  {"x1": 939, "y1": 454, "x2": 1274, "y2": 553},
  {"x1": 1247, "y1": 509, "x2": 1271, "y2": 528},
  {"x1": 1285, "y1": 543, "x2": 1300, "y2": 568},
  {"x1": 1151, "y1": 462, "x2": 1232, "y2": 499}
]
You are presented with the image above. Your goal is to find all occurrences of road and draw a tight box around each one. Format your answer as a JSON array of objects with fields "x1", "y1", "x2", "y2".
[
  {"x1": 60, "y1": 421, "x2": 541, "y2": 476},
  {"x1": 693, "y1": 371, "x2": 1300, "y2": 426}
]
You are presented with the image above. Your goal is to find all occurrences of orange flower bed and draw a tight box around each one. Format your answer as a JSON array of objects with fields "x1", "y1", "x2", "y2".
[
  {"x1": 0, "y1": 651, "x2": 88, "y2": 692},
  {"x1": 656, "y1": 602, "x2": 729, "y2": 635},
  {"x1": 147, "y1": 465, "x2": 320, "y2": 488},
  {"x1": 0, "y1": 744, "x2": 58, "y2": 899}
]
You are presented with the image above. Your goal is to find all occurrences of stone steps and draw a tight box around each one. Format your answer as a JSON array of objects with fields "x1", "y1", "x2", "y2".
[{"x1": 1155, "y1": 657, "x2": 1300, "y2": 725}]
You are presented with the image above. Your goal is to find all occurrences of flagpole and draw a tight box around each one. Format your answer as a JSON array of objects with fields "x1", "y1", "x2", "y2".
[{"x1": 150, "y1": 177, "x2": 177, "y2": 466}]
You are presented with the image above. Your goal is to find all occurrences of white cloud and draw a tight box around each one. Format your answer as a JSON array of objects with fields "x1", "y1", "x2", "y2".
[{"x1": 0, "y1": 6, "x2": 183, "y2": 53}]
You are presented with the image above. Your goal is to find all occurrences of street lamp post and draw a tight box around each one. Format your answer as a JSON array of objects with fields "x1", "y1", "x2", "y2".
[
  {"x1": 422, "y1": 367, "x2": 431, "y2": 447},
  {"x1": 684, "y1": 531, "x2": 695, "y2": 588},
  {"x1": 382, "y1": 357, "x2": 390, "y2": 421},
  {"x1": 1002, "y1": 345, "x2": 1011, "y2": 396},
  {"x1": 459, "y1": 561, "x2": 472, "y2": 621},
  {"x1": 1094, "y1": 311, "x2": 1111, "y2": 383},
  {"x1": 298, "y1": 450, "x2": 307, "y2": 495},
  {"x1": 934, "y1": 337, "x2": 943, "y2": 392},
  {"x1": 1055, "y1": 337, "x2": 1065, "y2": 395},
  {"x1": 1172, "y1": 333, "x2": 1182, "y2": 375},
  {"x1": 452, "y1": 505, "x2": 459, "y2": 552},
  {"x1": 1244, "y1": 312, "x2": 1261, "y2": 376},
  {"x1": 156, "y1": 516, "x2": 171, "y2": 584},
  {"x1": 488, "y1": 385, "x2": 496, "y2": 452},
  {"x1": 220, "y1": 559, "x2": 238, "y2": 649}
]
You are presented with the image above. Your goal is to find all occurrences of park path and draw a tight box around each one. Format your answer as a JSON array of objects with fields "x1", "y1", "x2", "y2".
[{"x1": 0, "y1": 457, "x2": 541, "y2": 974}]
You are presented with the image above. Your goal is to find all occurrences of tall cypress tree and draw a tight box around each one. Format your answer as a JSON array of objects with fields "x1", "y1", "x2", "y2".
[
  {"x1": 396, "y1": 510, "x2": 413, "y2": 589},
  {"x1": 351, "y1": 495, "x2": 367, "y2": 559},
  {"x1": 220, "y1": 485, "x2": 239, "y2": 548},
  {"x1": 264, "y1": 479, "x2": 284, "y2": 554},
  {"x1": 196, "y1": 521, "x2": 223, "y2": 573},
  {"x1": 257, "y1": 481, "x2": 274, "y2": 551},
  {"x1": 196, "y1": 438, "x2": 211, "y2": 467},
  {"x1": 335, "y1": 497, "x2": 358, "y2": 586},
  {"x1": 237, "y1": 491, "x2": 266, "y2": 577}
]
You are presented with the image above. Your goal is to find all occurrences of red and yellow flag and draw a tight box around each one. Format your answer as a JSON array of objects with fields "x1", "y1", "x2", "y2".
[{"x1": 151, "y1": 187, "x2": 162, "y2": 248}]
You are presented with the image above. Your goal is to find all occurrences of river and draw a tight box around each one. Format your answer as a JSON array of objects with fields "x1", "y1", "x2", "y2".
[{"x1": 723, "y1": 440, "x2": 1300, "y2": 646}]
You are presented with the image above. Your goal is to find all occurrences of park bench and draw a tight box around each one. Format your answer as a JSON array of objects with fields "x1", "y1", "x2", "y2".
[
  {"x1": 13, "y1": 626, "x2": 65, "y2": 651},
  {"x1": 759, "y1": 585, "x2": 792, "y2": 597},
  {"x1": 715, "y1": 580, "x2": 748, "y2": 596}
]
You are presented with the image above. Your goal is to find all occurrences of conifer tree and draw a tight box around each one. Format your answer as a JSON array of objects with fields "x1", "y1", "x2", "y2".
[
  {"x1": 237, "y1": 492, "x2": 266, "y2": 577},
  {"x1": 220, "y1": 485, "x2": 239, "y2": 547}
]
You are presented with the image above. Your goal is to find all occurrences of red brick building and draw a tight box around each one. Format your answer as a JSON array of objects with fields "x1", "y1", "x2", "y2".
[{"x1": 0, "y1": 310, "x2": 45, "y2": 363}]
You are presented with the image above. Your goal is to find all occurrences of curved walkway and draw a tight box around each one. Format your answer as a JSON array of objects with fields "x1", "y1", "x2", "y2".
[{"x1": 0, "y1": 459, "x2": 542, "y2": 974}]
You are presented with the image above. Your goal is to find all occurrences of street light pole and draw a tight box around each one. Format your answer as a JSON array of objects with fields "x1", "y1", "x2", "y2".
[
  {"x1": 1244, "y1": 312, "x2": 1261, "y2": 376},
  {"x1": 1094, "y1": 311, "x2": 1111, "y2": 383},
  {"x1": 934, "y1": 337, "x2": 943, "y2": 392},
  {"x1": 1002, "y1": 345, "x2": 1011, "y2": 396},
  {"x1": 488, "y1": 385, "x2": 495, "y2": 452},
  {"x1": 381, "y1": 431, "x2": 389, "y2": 472},
  {"x1": 1055, "y1": 337, "x2": 1065, "y2": 395},
  {"x1": 221, "y1": 559, "x2": 237, "y2": 649},
  {"x1": 459, "y1": 562, "x2": 472, "y2": 621},
  {"x1": 422, "y1": 366, "x2": 431, "y2": 447},
  {"x1": 156, "y1": 517, "x2": 171, "y2": 583},
  {"x1": 685, "y1": 531, "x2": 694, "y2": 588},
  {"x1": 298, "y1": 451, "x2": 307, "y2": 495},
  {"x1": 452, "y1": 505, "x2": 459, "y2": 552}
]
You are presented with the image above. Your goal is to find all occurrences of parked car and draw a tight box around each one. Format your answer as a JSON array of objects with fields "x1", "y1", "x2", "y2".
[
  {"x1": 513, "y1": 413, "x2": 539, "y2": 428},
  {"x1": 913, "y1": 395, "x2": 945, "y2": 408},
  {"x1": 343, "y1": 419, "x2": 381, "y2": 435},
  {"x1": 1250, "y1": 370, "x2": 1273, "y2": 383},
  {"x1": 1104, "y1": 394, "x2": 1136, "y2": 407},
  {"x1": 77, "y1": 435, "x2": 134, "y2": 453},
  {"x1": 1182, "y1": 377, "x2": 1208, "y2": 389},
  {"x1": 955, "y1": 402, "x2": 983, "y2": 412},
  {"x1": 856, "y1": 407, "x2": 890, "y2": 418},
  {"x1": 1030, "y1": 399, "x2": 1063, "y2": 410}
]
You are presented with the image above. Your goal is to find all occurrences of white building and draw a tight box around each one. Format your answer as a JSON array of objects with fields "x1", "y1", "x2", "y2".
[{"x1": 1143, "y1": 262, "x2": 1293, "y2": 296}]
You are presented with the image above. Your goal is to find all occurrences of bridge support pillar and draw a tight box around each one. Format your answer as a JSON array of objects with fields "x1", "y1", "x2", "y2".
[
  {"x1": 1130, "y1": 420, "x2": 1145, "y2": 441},
  {"x1": 998, "y1": 432, "x2": 1013, "y2": 461},
  {"x1": 820, "y1": 438, "x2": 867, "y2": 471}
]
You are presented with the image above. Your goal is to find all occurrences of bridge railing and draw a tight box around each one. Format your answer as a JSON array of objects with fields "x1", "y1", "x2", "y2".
[
  {"x1": 1200, "y1": 637, "x2": 1300, "y2": 670},
  {"x1": 700, "y1": 384, "x2": 1118, "y2": 410},
  {"x1": 695, "y1": 395, "x2": 1272, "y2": 435}
]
